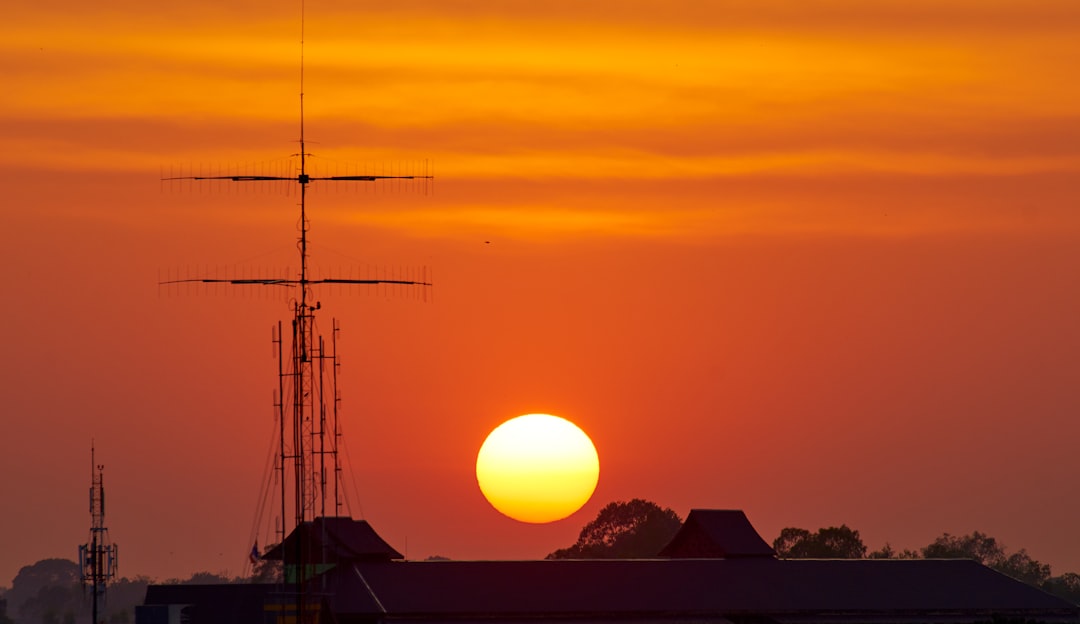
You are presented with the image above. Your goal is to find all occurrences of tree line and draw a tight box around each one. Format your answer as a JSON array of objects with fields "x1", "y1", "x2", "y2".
[
  {"x1": 545, "y1": 499, "x2": 1080, "y2": 605},
  {"x1": 772, "y1": 524, "x2": 1080, "y2": 603},
  {"x1": 0, "y1": 559, "x2": 248, "y2": 624},
  {"x1": 4, "y1": 500, "x2": 1077, "y2": 624}
]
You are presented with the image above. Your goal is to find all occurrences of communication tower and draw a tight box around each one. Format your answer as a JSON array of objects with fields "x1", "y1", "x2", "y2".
[
  {"x1": 161, "y1": 1, "x2": 432, "y2": 620},
  {"x1": 78, "y1": 444, "x2": 118, "y2": 624}
]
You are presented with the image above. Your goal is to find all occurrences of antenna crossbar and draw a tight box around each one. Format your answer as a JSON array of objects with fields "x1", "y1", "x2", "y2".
[
  {"x1": 162, "y1": 174, "x2": 432, "y2": 182},
  {"x1": 160, "y1": 277, "x2": 431, "y2": 286}
]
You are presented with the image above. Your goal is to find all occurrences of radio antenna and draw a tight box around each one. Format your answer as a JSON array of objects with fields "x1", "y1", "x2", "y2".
[
  {"x1": 161, "y1": 0, "x2": 432, "y2": 617},
  {"x1": 78, "y1": 442, "x2": 118, "y2": 624}
]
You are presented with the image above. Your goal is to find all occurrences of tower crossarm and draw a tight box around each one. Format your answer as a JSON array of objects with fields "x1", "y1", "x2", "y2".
[
  {"x1": 158, "y1": 277, "x2": 432, "y2": 286},
  {"x1": 311, "y1": 277, "x2": 432, "y2": 286},
  {"x1": 159, "y1": 277, "x2": 293, "y2": 286},
  {"x1": 161, "y1": 174, "x2": 432, "y2": 182},
  {"x1": 315, "y1": 175, "x2": 432, "y2": 181}
]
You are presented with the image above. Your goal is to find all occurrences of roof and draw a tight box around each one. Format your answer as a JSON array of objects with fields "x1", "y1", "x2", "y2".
[
  {"x1": 141, "y1": 584, "x2": 273, "y2": 624},
  {"x1": 323, "y1": 558, "x2": 1079, "y2": 620},
  {"x1": 658, "y1": 509, "x2": 776, "y2": 558},
  {"x1": 262, "y1": 516, "x2": 403, "y2": 563}
]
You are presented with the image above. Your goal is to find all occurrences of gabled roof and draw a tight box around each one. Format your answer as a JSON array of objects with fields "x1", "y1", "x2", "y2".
[
  {"x1": 261, "y1": 516, "x2": 403, "y2": 563},
  {"x1": 658, "y1": 509, "x2": 776, "y2": 558},
  {"x1": 325, "y1": 558, "x2": 1078, "y2": 620}
]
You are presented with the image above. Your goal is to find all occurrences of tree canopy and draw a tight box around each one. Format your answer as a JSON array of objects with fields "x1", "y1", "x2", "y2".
[
  {"x1": 547, "y1": 499, "x2": 682, "y2": 559},
  {"x1": 773, "y1": 525, "x2": 867, "y2": 559},
  {"x1": 2, "y1": 559, "x2": 243, "y2": 624},
  {"x1": 922, "y1": 531, "x2": 1006, "y2": 564},
  {"x1": 774, "y1": 525, "x2": 1077, "y2": 605},
  {"x1": 6, "y1": 559, "x2": 81, "y2": 624},
  {"x1": 1043, "y1": 573, "x2": 1080, "y2": 605},
  {"x1": 867, "y1": 543, "x2": 920, "y2": 559},
  {"x1": 920, "y1": 531, "x2": 1052, "y2": 587}
]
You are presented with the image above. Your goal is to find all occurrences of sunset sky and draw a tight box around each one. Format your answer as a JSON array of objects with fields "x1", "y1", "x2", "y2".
[{"x1": 2, "y1": 0, "x2": 1079, "y2": 585}]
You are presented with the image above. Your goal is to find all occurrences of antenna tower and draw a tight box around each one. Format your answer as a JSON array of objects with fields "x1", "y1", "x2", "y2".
[
  {"x1": 78, "y1": 444, "x2": 118, "y2": 624},
  {"x1": 162, "y1": 1, "x2": 431, "y2": 620}
]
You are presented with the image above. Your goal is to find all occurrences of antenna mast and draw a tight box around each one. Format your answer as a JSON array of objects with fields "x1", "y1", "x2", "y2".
[
  {"x1": 161, "y1": 0, "x2": 431, "y2": 620},
  {"x1": 79, "y1": 443, "x2": 118, "y2": 624}
]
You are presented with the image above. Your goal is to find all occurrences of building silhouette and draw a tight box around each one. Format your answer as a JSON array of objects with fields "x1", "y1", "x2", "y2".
[{"x1": 136, "y1": 510, "x2": 1080, "y2": 624}]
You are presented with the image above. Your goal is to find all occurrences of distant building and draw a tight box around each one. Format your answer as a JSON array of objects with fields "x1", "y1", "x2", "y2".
[{"x1": 137, "y1": 511, "x2": 1080, "y2": 624}]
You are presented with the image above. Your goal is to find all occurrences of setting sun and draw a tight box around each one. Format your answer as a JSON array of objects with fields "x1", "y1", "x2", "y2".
[{"x1": 476, "y1": 414, "x2": 600, "y2": 523}]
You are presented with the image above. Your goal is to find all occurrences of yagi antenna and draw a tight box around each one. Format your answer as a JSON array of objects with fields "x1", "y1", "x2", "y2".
[
  {"x1": 160, "y1": 0, "x2": 432, "y2": 609},
  {"x1": 161, "y1": 0, "x2": 432, "y2": 306}
]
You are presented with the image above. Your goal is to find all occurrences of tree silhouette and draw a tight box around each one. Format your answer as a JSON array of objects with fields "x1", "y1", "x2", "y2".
[
  {"x1": 546, "y1": 499, "x2": 682, "y2": 559},
  {"x1": 180, "y1": 572, "x2": 235, "y2": 585},
  {"x1": 867, "y1": 542, "x2": 920, "y2": 559},
  {"x1": 773, "y1": 528, "x2": 813, "y2": 558},
  {"x1": 251, "y1": 555, "x2": 284, "y2": 584},
  {"x1": 6, "y1": 559, "x2": 81, "y2": 624},
  {"x1": 922, "y1": 531, "x2": 1004, "y2": 564},
  {"x1": 921, "y1": 531, "x2": 1051, "y2": 586},
  {"x1": 4, "y1": 559, "x2": 229, "y2": 624},
  {"x1": 773, "y1": 525, "x2": 867, "y2": 558},
  {"x1": 1042, "y1": 573, "x2": 1080, "y2": 605},
  {"x1": 998, "y1": 550, "x2": 1053, "y2": 586}
]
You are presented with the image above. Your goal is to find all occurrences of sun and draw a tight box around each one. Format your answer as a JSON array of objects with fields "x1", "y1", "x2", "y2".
[{"x1": 476, "y1": 413, "x2": 600, "y2": 523}]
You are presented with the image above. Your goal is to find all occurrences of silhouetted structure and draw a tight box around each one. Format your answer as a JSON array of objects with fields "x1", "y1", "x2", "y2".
[
  {"x1": 658, "y1": 509, "x2": 776, "y2": 558},
  {"x1": 161, "y1": 2, "x2": 430, "y2": 619},
  {"x1": 137, "y1": 585, "x2": 270, "y2": 624},
  {"x1": 262, "y1": 516, "x2": 403, "y2": 587},
  {"x1": 79, "y1": 445, "x2": 118, "y2": 624},
  {"x1": 138, "y1": 509, "x2": 1080, "y2": 624}
]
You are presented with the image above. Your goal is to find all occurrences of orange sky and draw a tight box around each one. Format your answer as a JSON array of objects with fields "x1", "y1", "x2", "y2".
[{"x1": 2, "y1": 0, "x2": 1079, "y2": 585}]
